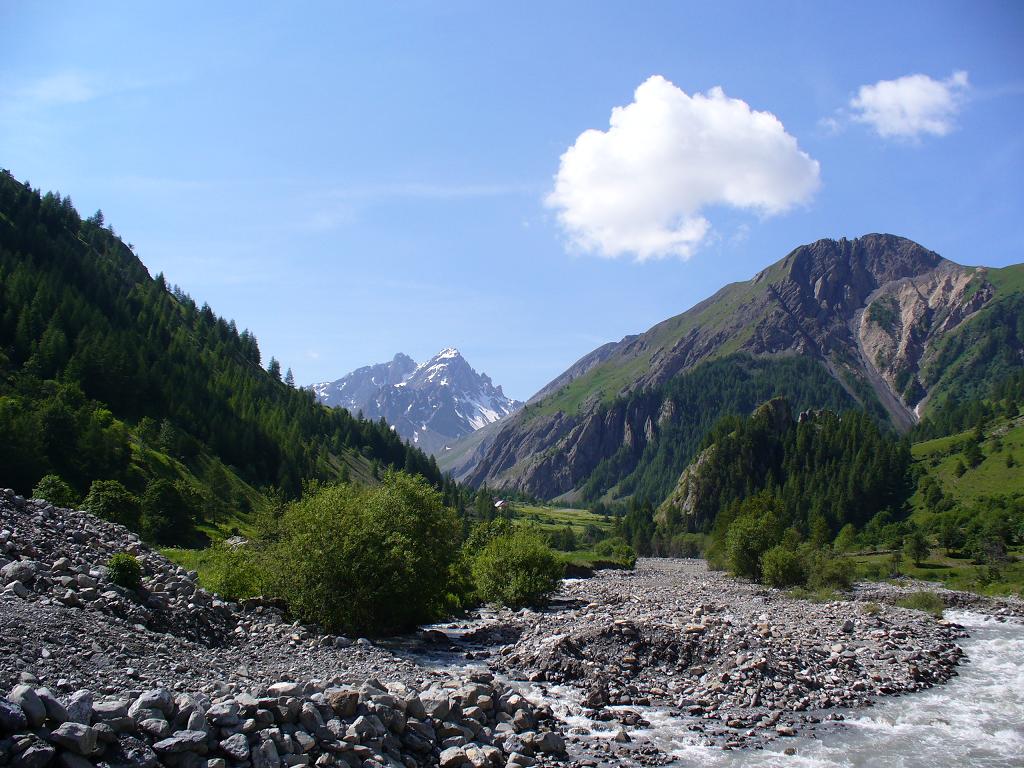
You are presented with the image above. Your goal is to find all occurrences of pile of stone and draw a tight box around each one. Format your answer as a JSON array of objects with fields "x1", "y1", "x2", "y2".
[
  {"x1": 0, "y1": 673, "x2": 567, "y2": 768},
  {"x1": 0, "y1": 489, "x2": 233, "y2": 646},
  {"x1": 488, "y1": 559, "x2": 971, "y2": 749},
  {"x1": 0, "y1": 491, "x2": 426, "y2": 695},
  {"x1": 0, "y1": 490, "x2": 573, "y2": 766}
]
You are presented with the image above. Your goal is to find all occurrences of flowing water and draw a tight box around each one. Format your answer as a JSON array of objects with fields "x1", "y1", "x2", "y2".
[
  {"x1": 570, "y1": 610, "x2": 1024, "y2": 767},
  {"x1": 409, "y1": 609, "x2": 1024, "y2": 767}
]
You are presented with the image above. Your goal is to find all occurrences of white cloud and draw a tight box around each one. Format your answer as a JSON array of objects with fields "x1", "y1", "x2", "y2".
[
  {"x1": 546, "y1": 75, "x2": 821, "y2": 261},
  {"x1": 850, "y1": 71, "x2": 969, "y2": 139}
]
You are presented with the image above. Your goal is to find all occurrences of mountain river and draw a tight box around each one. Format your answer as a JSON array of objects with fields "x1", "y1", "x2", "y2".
[{"x1": 407, "y1": 609, "x2": 1024, "y2": 767}]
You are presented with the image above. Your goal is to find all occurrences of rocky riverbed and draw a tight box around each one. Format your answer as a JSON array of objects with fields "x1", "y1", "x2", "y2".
[
  {"x1": 443, "y1": 559, "x2": 1018, "y2": 763},
  {"x1": 3, "y1": 490, "x2": 1022, "y2": 767}
]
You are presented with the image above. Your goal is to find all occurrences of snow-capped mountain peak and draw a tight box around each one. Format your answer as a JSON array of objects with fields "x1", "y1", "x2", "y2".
[{"x1": 310, "y1": 348, "x2": 521, "y2": 455}]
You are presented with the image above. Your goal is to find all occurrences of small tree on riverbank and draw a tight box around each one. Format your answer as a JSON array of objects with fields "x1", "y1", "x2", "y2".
[{"x1": 904, "y1": 528, "x2": 930, "y2": 567}]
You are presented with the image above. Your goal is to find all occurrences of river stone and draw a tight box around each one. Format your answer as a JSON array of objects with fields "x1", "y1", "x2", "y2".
[
  {"x1": 49, "y1": 722, "x2": 98, "y2": 755},
  {"x1": 20, "y1": 742, "x2": 57, "y2": 768},
  {"x1": 139, "y1": 717, "x2": 172, "y2": 738},
  {"x1": 324, "y1": 688, "x2": 359, "y2": 718},
  {"x1": 8, "y1": 684, "x2": 46, "y2": 728},
  {"x1": 66, "y1": 691, "x2": 93, "y2": 725},
  {"x1": 536, "y1": 731, "x2": 566, "y2": 754},
  {"x1": 439, "y1": 746, "x2": 467, "y2": 768},
  {"x1": 153, "y1": 730, "x2": 209, "y2": 754},
  {"x1": 105, "y1": 737, "x2": 159, "y2": 768},
  {"x1": 1, "y1": 559, "x2": 38, "y2": 584},
  {"x1": 94, "y1": 699, "x2": 129, "y2": 720},
  {"x1": 220, "y1": 732, "x2": 250, "y2": 760},
  {"x1": 251, "y1": 738, "x2": 279, "y2": 768},
  {"x1": 131, "y1": 690, "x2": 174, "y2": 718},
  {"x1": 57, "y1": 752, "x2": 94, "y2": 768},
  {"x1": 36, "y1": 687, "x2": 70, "y2": 723},
  {"x1": 0, "y1": 700, "x2": 27, "y2": 737}
]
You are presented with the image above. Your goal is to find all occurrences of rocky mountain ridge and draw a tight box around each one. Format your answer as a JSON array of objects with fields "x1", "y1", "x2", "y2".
[
  {"x1": 313, "y1": 349, "x2": 522, "y2": 456},
  {"x1": 465, "y1": 234, "x2": 1023, "y2": 500}
]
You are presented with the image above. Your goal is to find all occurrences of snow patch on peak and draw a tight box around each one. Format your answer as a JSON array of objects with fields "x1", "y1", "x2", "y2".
[{"x1": 312, "y1": 347, "x2": 522, "y2": 455}]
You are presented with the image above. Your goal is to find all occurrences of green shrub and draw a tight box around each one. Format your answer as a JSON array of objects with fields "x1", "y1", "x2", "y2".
[
  {"x1": 32, "y1": 474, "x2": 79, "y2": 508},
  {"x1": 895, "y1": 591, "x2": 945, "y2": 618},
  {"x1": 833, "y1": 523, "x2": 859, "y2": 553},
  {"x1": 446, "y1": 519, "x2": 515, "y2": 609},
  {"x1": 83, "y1": 480, "x2": 140, "y2": 529},
  {"x1": 204, "y1": 543, "x2": 266, "y2": 601},
  {"x1": 668, "y1": 532, "x2": 707, "y2": 558},
  {"x1": 593, "y1": 537, "x2": 637, "y2": 568},
  {"x1": 549, "y1": 525, "x2": 578, "y2": 551},
  {"x1": 806, "y1": 550, "x2": 856, "y2": 590},
  {"x1": 726, "y1": 512, "x2": 778, "y2": 579},
  {"x1": 861, "y1": 562, "x2": 884, "y2": 580},
  {"x1": 472, "y1": 529, "x2": 563, "y2": 609},
  {"x1": 704, "y1": 539, "x2": 729, "y2": 571},
  {"x1": 761, "y1": 545, "x2": 805, "y2": 588},
  {"x1": 788, "y1": 587, "x2": 840, "y2": 603},
  {"x1": 140, "y1": 479, "x2": 195, "y2": 545},
  {"x1": 266, "y1": 471, "x2": 459, "y2": 635},
  {"x1": 903, "y1": 527, "x2": 930, "y2": 567},
  {"x1": 107, "y1": 552, "x2": 142, "y2": 590}
]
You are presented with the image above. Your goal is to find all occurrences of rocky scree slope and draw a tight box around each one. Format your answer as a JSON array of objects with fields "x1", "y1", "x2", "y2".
[
  {"x1": 0, "y1": 491, "x2": 569, "y2": 768},
  {"x1": 313, "y1": 350, "x2": 521, "y2": 457},
  {"x1": 466, "y1": 234, "x2": 1023, "y2": 499}
]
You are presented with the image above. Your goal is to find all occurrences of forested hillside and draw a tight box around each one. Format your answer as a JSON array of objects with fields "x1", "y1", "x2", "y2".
[
  {"x1": 623, "y1": 386, "x2": 1023, "y2": 594},
  {"x1": 0, "y1": 171, "x2": 441, "y2": 542},
  {"x1": 578, "y1": 354, "x2": 867, "y2": 504},
  {"x1": 658, "y1": 398, "x2": 911, "y2": 538}
]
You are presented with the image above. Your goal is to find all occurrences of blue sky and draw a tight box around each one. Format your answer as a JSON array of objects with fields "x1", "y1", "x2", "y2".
[{"x1": 2, "y1": 1, "x2": 1022, "y2": 400}]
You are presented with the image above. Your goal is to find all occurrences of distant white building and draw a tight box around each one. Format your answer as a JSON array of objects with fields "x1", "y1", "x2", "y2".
[{"x1": 494, "y1": 499, "x2": 510, "y2": 512}]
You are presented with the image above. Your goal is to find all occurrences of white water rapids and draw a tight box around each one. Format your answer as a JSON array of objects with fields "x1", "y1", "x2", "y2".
[
  {"x1": 548, "y1": 610, "x2": 1024, "y2": 767},
  {"x1": 410, "y1": 609, "x2": 1024, "y2": 767}
]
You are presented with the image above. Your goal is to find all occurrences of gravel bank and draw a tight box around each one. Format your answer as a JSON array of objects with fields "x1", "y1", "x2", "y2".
[
  {"x1": 0, "y1": 491, "x2": 568, "y2": 768},
  {"x1": 473, "y1": 559, "x2": 976, "y2": 760}
]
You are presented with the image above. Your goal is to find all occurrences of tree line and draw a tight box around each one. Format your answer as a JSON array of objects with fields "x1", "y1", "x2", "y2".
[{"x1": 0, "y1": 171, "x2": 441, "y2": 539}]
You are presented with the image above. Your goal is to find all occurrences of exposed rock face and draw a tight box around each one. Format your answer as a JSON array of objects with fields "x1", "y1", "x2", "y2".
[
  {"x1": 655, "y1": 444, "x2": 718, "y2": 529},
  {"x1": 467, "y1": 234, "x2": 1010, "y2": 499},
  {"x1": 467, "y1": 397, "x2": 661, "y2": 499},
  {"x1": 654, "y1": 398, "x2": 791, "y2": 530},
  {"x1": 858, "y1": 263, "x2": 995, "y2": 416},
  {"x1": 311, "y1": 353, "x2": 418, "y2": 412},
  {"x1": 312, "y1": 349, "x2": 522, "y2": 455}
]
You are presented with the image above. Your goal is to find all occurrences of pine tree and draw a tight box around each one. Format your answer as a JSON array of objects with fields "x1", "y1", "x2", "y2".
[
  {"x1": 267, "y1": 357, "x2": 282, "y2": 380},
  {"x1": 284, "y1": 368, "x2": 295, "y2": 388}
]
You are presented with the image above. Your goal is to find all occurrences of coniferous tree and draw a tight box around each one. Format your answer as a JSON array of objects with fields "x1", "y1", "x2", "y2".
[
  {"x1": 267, "y1": 358, "x2": 282, "y2": 381},
  {"x1": 0, "y1": 171, "x2": 444, "y2": 516}
]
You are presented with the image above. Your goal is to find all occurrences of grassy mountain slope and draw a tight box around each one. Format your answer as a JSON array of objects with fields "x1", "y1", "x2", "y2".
[
  {"x1": 467, "y1": 235, "x2": 1023, "y2": 504},
  {"x1": 912, "y1": 417, "x2": 1024, "y2": 512},
  {"x1": 0, "y1": 171, "x2": 440, "y2": 541}
]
